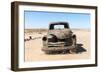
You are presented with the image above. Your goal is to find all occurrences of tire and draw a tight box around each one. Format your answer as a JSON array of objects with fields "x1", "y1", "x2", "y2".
[
  {"x1": 45, "y1": 51, "x2": 53, "y2": 54},
  {"x1": 43, "y1": 41, "x2": 47, "y2": 46},
  {"x1": 69, "y1": 49, "x2": 76, "y2": 54},
  {"x1": 62, "y1": 50, "x2": 67, "y2": 54},
  {"x1": 72, "y1": 35, "x2": 76, "y2": 46},
  {"x1": 69, "y1": 35, "x2": 77, "y2": 54}
]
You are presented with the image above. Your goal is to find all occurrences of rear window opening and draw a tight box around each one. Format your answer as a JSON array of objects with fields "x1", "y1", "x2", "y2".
[
  {"x1": 49, "y1": 22, "x2": 69, "y2": 30},
  {"x1": 54, "y1": 25, "x2": 64, "y2": 29}
]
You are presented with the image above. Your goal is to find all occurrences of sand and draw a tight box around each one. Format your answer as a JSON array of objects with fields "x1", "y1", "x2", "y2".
[{"x1": 25, "y1": 29, "x2": 91, "y2": 62}]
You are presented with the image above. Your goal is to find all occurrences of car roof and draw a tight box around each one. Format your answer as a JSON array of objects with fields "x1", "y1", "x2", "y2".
[{"x1": 50, "y1": 22, "x2": 69, "y2": 25}]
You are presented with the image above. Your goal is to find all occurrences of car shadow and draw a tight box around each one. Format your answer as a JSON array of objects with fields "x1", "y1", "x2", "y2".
[
  {"x1": 45, "y1": 43, "x2": 87, "y2": 55},
  {"x1": 76, "y1": 43, "x2": 87, "y2": 54}
]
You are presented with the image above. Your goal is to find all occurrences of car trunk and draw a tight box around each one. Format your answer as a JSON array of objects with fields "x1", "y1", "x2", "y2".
[{"x1": 48, "y1": 29, "x2": 72, "y2": 39}]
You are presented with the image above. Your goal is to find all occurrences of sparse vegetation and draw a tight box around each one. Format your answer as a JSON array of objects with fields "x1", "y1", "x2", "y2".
[{"x1": 25, "y1": 29, "x2": 48, "y2": 33}]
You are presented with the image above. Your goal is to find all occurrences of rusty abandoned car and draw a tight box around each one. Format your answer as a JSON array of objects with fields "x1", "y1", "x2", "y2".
[{"x1": 42, "y1": 22, "x2": 77, "y2": 54}]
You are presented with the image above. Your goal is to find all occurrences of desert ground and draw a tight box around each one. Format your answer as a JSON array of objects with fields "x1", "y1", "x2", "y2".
[{"x1": 25, "y1": 29, "x2": 91, "y2": 62}]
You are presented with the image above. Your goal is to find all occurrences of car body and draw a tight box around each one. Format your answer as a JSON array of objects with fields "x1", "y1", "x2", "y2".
[{"x1": 42, "y1": 22, "x2": 76, "y2": 54}]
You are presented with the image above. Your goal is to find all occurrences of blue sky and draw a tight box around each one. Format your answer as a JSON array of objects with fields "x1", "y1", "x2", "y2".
[{"x1": 24, "y1": 11, "x2": 90, "y2": 29}]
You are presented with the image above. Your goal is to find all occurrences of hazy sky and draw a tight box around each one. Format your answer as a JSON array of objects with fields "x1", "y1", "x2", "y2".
[{"x1": 24, "y1": 11, "x2": 90, "y2": 29}]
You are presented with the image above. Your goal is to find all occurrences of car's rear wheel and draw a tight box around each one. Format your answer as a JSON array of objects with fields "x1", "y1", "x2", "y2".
[
  {"x1": 62, "y1": 50, "x2": 67, "y2": 54},
  {"x1": 69, "y1": 48, "x2": 76, "y2": 54},
  {"x1": 45, "y1": 51, "x2": 53, "y2": 54},
  {"x1": 72, "y1": 35, "x2": 76, "y2": 46},
  {"x1": 69, "y1": 35, "x2": 77, "y2": 54}
]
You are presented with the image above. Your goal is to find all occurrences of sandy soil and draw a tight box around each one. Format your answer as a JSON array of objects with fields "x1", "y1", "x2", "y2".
[{"x1": 25, "y1": 29, "x2": 91, "y2": 62}]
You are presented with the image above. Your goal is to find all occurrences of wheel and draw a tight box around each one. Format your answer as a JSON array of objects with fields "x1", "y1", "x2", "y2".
[
  {"x1": 43, "y1": 41, "x2": 47, "y2": 46},
  {"x1": 62, "y1": 50, "x2": 67, "y2": 54},
  {"x1": 42, "y1": 36, "x2": 47, "y2": 46},
  {"x1": 69, "y1": 48, "x2": 76, "y2": 54},
  {"x1": 45, "y1": 51, "x2": 50, "y2": 54},
  {"x1": 45, "y1": 51, "x2": 52, "y2": 54},
  {"x1": 72, "y1": 35, "x2": 76, "y2": 46}
]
